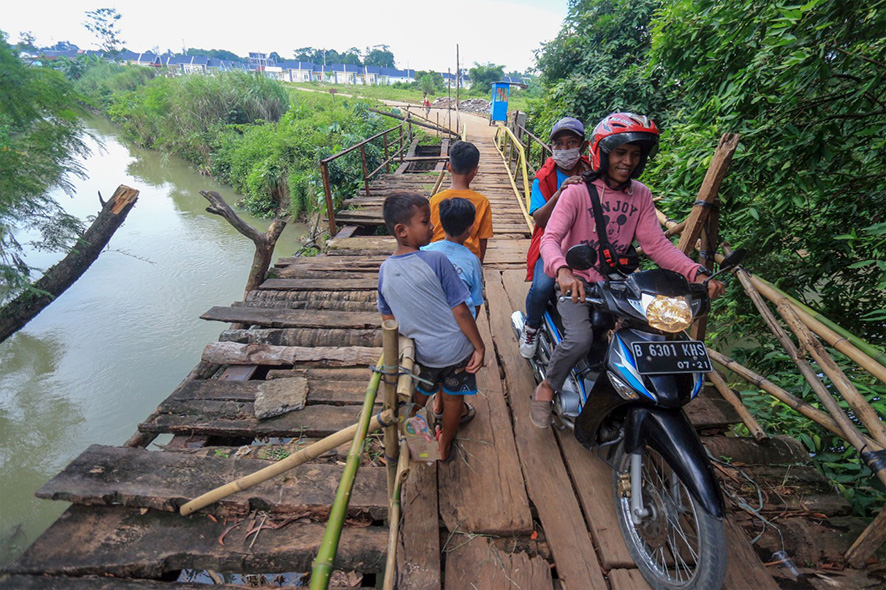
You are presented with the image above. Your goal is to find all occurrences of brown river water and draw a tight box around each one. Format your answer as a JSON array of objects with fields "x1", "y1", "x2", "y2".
[{"x1": 0, "y1": 116, "x2": 308, "y2": 564}]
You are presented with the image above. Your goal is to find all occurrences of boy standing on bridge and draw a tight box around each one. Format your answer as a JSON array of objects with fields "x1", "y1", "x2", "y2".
[
  {"x1": 422, "y1": 197, "x2": 484, "y2": 317},
  {"x1": 429, "y1": 141, "x2": 494, "y2": 263},
  {"x1": 378, "y1": 194, "x2": 485, "y2": 461}
]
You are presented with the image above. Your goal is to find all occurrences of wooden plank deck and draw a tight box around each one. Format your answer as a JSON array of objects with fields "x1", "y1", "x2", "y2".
[{"x1": 0, "y1": 115, "x2": 783, "y2": 589}]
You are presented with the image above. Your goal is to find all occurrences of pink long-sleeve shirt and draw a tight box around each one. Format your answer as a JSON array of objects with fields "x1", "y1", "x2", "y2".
[{"x1": 540, "y1": 177, "x2": 704, "y2": 283}]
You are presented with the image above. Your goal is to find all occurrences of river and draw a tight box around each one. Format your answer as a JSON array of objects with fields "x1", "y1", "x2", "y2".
[{"x1": 0, "y1": 116, "x2": 308, "y2": 565}]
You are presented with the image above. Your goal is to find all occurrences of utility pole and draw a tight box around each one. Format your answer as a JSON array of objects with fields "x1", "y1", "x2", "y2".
[
  {"x1": 456, "y1": 44, "x2": 460, "y2": 134},
  {"x1": 447, "y1": 67, "x2": 452, "y2": 133}
]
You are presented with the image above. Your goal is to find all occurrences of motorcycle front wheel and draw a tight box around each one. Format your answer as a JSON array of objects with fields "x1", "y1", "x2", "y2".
[{"x1": 612, "y1": 443, "x2": 727, "y2": 590}]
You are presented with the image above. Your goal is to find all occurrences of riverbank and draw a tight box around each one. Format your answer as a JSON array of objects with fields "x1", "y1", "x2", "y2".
[{"x1": 0, "y1": 115, "x2": 308, "y2": 565}]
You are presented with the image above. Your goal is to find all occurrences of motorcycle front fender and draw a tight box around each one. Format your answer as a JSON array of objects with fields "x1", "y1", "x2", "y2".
[{"x1": 623, "y1": 406, "x2": 725, "y2": 518}]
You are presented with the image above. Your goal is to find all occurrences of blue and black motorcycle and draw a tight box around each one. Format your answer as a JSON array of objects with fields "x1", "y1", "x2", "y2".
[{"x1": 512, "y1": 244, "x2": 745, "y2": 590}]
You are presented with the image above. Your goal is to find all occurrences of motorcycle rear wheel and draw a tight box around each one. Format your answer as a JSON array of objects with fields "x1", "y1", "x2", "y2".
[{"x1": 612, "y1": 443, "x2": 726, "y2": 590}]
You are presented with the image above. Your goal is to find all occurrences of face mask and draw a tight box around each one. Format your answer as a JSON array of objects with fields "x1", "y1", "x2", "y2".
[{"x1": 552, "y1": 147, "x2": 581, "y2": 170}]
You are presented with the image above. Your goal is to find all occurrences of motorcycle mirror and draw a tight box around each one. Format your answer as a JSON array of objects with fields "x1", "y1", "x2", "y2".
[
  {"x1": 566, "y1": 244, "x2": 597, "y2": 271},
  {"x1": 720, "y1": 248, "x2": 747, "y2": 269}
]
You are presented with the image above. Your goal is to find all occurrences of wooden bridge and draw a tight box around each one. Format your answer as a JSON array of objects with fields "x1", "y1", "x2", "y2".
[{"x1": 2, "y1": 111, "x2": 844, "y2": 589}]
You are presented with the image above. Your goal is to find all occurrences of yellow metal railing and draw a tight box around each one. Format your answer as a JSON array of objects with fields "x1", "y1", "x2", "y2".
[{"x1": 493, "y1": 125, "x2": 534, "y2": 232}]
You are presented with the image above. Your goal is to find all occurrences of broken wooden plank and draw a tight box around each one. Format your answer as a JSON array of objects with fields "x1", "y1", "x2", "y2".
[
  {"x1": 490, "y1": 270, "x2": 608, "y2": 590},
  {"x1": 166, "y1": 378, "x2": 366, "y2": 406},
  {"x1": 36, "y1": 445, "x2": 387, "y2": 519},
  {"x1": 6, "y1": 505, "x2": 386, "y2": 578},
  {"x1": 201, "y1": 307, "x2": 380, "y2": 330},
  {"x1": 443, "y1": 535, "x2": 553, "y2": 590},
  {"x1": 140, "y1": 403, "x2": 376, "y2": 438},
  {"x1": 397, "y1": 460, "x2": 441, "y2": 590},
  {"x1": 258, "y1": 278, "x2": 378, "y2": 291},
  {"x1": 220, "y1": 327, "x2": 382, "y2": 348},
  {"x1": 254, "y1": 377, "x2": 308, "y2": 419},
  {"x1": 437, "y1": 308, "x2": 532, "y2": 535},
  {"x1": 265, "y1": 367, "x2": 369, "y2": 381},
  {"x1": 202, "y1": 342, "x2": 381, "y2": 367}
]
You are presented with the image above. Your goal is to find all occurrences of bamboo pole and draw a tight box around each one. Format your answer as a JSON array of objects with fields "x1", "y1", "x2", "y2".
[
  {"x1": 383, "y1": 438, "x2": 411, "y2": 590},
  {"x1": 757, "y1": 277, "x2": 886, "y2": 367},
  {"x1": 431, "y1": 169, "x2": 447, "y2": 197},
  {"x1": 180, "y1": 406, "x2": 396, "y2": 515},
  {"x1": 707, "y1": 349, "x2": 881, "y2": 452},
  {"x1": 846, "y1": 499, "x2": 886, "y2": 567},
  {"x1": 776, "y1": 301, "x2": 886, "y2": 449},
  {"x1": 731, "y1": 264, "x2": 884, "y2": 444},
  {"x1": 712, "y1": 252, "x2": 886, "y2": 385},
  {"x1": 382, "y1": 320, "x2": 400, "y2": 500},
  {"x1": 752, "y1": 276, "x2": 886, "y2": 385},
  {"x1": 707, "y1": 369, "x2": 767, "y2": 441},
  {"x1": 719, "y1": 335, "x2": 886, "y2": 489},
  {"x1": 397, "y1": 336, "x2": 416, "y2": 400},
  {"x1": 180, "y1": 361, "x2": 388, "y2": 516},
  {"x1": 311, "y1": 360, "x2": 389, "y2": 590}
]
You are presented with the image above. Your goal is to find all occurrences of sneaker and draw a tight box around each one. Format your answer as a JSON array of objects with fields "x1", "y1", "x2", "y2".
[
  {"x1": 519, "y1": 325, "x2": 540, "y2": 359},
  {"x1": 529, "y1": 399, "x2": 553, "y2": 429}
]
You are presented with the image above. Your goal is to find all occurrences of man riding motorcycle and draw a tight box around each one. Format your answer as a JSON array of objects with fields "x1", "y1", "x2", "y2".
[{"x1": 529, "y1": 112, "x2": 725, "y2": 429}]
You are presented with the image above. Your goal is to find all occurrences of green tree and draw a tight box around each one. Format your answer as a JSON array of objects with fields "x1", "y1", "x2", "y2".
[
  {"x1": 17, "y1": 31, "x2": 36, "y2": 52},
  {"x1": 416, "y1": 71, "x2": 443, "y2": 94},
  {"x1": 0, "y1": 34, "x2": 88, "y2": 299},
  {"x1": 340, "y1": 47, "x2": 363, "y2": 66},
  {"x1": 186, "y1": 48, "x2": 242, "y2": 61},
  {"x1": 84, "y1": 8, "x2": 124, "y2": 54},
  {"x1": 468, "y1": 62, "x2": 505, "y2": 90},
  {"x1": 364, "y1": 44, "x2": 395, "y2": 68},
  {"x1": 645, "y1": 0, "x2": 886, "y2": 341},
  {"x1": 531, "y1": 0, "x2": 667, "y2": 135}
]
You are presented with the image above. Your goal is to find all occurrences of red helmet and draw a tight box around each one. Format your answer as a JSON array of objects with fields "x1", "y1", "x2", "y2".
[{"x1": 590, "y1": 113, "x2": 660, "y2": 179}]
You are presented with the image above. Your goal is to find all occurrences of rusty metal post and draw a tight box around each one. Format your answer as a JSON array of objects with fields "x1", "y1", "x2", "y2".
[
  {"x1": 399, "y1": 125, "x2": 404, "y2": 163},
  {"x1": 383, "y1": 132, "x2": 390, "y2": 174},
  {"x1": 360, "y1": 144, "x2": 369, "y2": 197},
  {"x1": 382, "y1": 320, "x2": 400, "y2": 500},
  {"x1": 321, "y1": 161, "x2": 336, "y2": 237}
]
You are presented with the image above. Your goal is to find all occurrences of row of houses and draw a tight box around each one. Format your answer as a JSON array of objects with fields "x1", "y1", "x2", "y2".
[
  {"x1": 26, "y1": 48, "x2": 531, "y2": 88},
  {"x1": 28, "y1": 47, "x2": 502, "y2": 88}
]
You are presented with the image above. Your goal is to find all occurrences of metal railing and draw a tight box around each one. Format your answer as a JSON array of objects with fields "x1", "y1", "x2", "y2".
[
  {"x1": 321, "y1": 123, "x2": 412, "y2": 237},
  {"x1": 493, "y1": 124, "x2": 535, "y2": 231}
]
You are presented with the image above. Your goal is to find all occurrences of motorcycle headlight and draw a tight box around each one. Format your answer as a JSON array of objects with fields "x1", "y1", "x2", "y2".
[{"x1": 644, "y1": 295, "x2": 693, "y2": 333}]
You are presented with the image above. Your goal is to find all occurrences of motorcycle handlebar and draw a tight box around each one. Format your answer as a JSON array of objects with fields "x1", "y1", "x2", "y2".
[{"x1": 557, "y1": 295, "x2": 604, "y2": 305}]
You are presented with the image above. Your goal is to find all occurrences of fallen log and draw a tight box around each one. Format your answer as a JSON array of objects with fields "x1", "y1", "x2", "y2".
[{"x1": 0, "y1": 185, "x2": 138, "y2": 343}]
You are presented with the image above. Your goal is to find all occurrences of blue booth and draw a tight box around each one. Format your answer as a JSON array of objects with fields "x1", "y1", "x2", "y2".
[{"x1": 490, "y1": 82, "x2": 510, "y2": 124}]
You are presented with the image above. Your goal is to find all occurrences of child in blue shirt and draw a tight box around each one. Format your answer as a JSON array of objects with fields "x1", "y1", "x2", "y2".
[
  {"x1": 421, "y1": 198, "x2": 484, "y2": 317},
  {"x1": 377, "y1": 194, "x2": 485, "y2": 462}
]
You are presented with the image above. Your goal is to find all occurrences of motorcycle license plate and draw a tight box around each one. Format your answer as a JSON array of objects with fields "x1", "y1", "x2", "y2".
[{"x1": 630, "y1": 341, "x2": 712, "y2": 375}]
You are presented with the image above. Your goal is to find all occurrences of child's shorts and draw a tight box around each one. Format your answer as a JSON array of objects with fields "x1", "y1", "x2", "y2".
[{"x1": 415, "y1": 355, "x2": 478, "y2": 396}]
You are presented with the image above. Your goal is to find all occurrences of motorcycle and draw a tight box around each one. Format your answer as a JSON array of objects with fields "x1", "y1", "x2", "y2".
[{"x1": 511, "y1": 244, "x2": 746, "y2": 590}]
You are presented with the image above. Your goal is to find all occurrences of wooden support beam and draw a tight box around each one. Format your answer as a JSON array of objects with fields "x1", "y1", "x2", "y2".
[{"x1": 677, "y1": 133, "x2": 740, "y2": 255}]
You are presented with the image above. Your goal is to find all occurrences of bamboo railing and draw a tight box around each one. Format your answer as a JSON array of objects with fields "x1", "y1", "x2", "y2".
[{"x1": 641, "y1": 131, "x2": 886, "y2": 566}]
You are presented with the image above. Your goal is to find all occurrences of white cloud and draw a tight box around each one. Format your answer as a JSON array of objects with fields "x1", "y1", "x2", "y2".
[{"x1": 3, "y1": 0, "x2": 566, "y2": 73}]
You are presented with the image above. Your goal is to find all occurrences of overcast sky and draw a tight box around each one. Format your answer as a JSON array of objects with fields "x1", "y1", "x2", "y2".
[{"x1": 3, "y1": 0, "x2": 568, "y2": 73}]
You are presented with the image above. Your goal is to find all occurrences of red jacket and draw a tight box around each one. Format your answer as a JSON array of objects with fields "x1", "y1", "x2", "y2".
[{"x1": 526, "y1": 156, "x2": 591, "y2": 280}]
